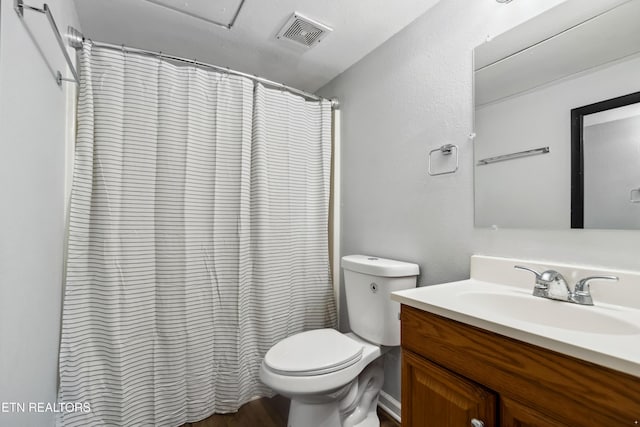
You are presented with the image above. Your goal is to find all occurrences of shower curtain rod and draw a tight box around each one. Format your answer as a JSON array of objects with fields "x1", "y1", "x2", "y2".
[{"x1": 67, "y1": 27, "x2": 339, "y2": 108}]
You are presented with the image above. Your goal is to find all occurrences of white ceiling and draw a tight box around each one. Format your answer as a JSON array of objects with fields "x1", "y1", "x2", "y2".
[
  {"x1": 73, "y1": 0, "x2": 440, "y2": 93},
  {"x1": 143, "y1": 0, "x2": 243, "y2": 25}
]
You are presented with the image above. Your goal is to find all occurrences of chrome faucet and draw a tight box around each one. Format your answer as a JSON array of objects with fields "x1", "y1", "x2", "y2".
[
  {"x1": 514, "y1": 265, "x2": 618, "y2": 305},
  {"x1": 514, "y1": 266, "x2": 571, "y2": 301},
  {"x1": 571, "y1": 275, "x2": 619, "y2": 305}
]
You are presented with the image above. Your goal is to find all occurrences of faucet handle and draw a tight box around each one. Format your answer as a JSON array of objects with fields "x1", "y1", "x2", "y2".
[
  {"x1": 572, "y1": 275, "x2": 618, "y2": 305},
  {"x1": 514, "y1": 265, "x2": 541, "y2": 279},
  {"x1": 514, "y1": 265, "x2": 547, "y2": 297}
]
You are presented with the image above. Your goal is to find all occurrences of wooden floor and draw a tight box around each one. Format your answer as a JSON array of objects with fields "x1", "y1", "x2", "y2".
[{"x1": 183, "y1": 395, "x2": 400, "y2": 427}]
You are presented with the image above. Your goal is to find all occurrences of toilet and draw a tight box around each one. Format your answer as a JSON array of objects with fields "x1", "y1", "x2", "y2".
[{"x1": 259, "y1": 255, "x2": 419, "y2": 427}]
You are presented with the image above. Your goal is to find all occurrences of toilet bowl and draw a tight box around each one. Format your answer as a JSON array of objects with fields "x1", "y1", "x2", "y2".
[{"x1": 259, "y1": 255, "x2": 419, "y2": 427}]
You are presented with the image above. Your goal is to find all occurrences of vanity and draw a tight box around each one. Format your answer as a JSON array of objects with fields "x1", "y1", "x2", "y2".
[
  {"x1": 392, "y1": 256, "x2": 640, "y2": 427},
  {"x1": 392, "y1": 0, "x2": 640, "y2": 423}
]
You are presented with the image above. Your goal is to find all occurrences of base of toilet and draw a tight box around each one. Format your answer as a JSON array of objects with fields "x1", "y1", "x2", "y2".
[
  {"x1": 288, "y1": 400, "x2": 342, "y2": 427},
  {"x1": 287, "y1": 358, "x2": 384, "y2": 427},
  {"x1": 288, "y1": 400, "x2": 380, "y2": 427}
]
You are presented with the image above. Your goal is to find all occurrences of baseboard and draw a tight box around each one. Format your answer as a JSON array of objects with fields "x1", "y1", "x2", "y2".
[{"x1": 377, "y1": 390, "x2": 401, "y2": 423}]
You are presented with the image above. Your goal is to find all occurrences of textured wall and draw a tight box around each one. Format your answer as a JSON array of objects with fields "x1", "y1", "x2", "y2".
[
  {"x1": 319, "y1": 0, "x2": 640, "y2": 404},
  {"x1": 0, "y1": 1, "x2": 80, "y2": 425}
]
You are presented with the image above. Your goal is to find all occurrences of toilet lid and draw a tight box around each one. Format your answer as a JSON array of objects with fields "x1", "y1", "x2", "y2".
[{"x1": 264, "y1": 329, "x2": 363, "y2": 377}]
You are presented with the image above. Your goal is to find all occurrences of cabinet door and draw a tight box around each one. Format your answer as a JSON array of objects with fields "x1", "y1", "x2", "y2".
[
  {"x1": 501, "y1": 396, "x2": 569, "y2": 427},
  {"x1": 402, "y1": 350, "x2": 497, "y2": 427}
]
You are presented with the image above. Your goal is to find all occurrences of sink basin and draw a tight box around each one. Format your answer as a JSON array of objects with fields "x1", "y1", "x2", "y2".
[
  {"x1": 457, "y1": 290, "x2": 640, "y2": 335},
  {"x1": 391, "y1": 260, "x2": 640, "y2": 377}
]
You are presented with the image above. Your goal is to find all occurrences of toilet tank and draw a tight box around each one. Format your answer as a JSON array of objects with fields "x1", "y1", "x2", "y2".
[{"x1": 341, "y1": 255, "x2": 419, "y2": 346}]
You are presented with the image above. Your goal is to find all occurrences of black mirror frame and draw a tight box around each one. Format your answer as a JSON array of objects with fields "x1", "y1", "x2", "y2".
[{"x1": 570, "y1": 90, "x2": 640, "y2": 229}]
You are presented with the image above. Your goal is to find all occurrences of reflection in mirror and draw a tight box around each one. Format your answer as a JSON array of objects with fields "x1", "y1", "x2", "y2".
[
  {"x1": 571, "y1": 91, "x2": 640, "y2": 229},
  {"x1": 473, "y1": 0, "x2": 640, "y2": 229}
]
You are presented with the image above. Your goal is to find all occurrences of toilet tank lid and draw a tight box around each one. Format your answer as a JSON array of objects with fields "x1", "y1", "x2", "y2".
[{"x1": 341, "y1": 255, "x2": 419, "y2": 277}]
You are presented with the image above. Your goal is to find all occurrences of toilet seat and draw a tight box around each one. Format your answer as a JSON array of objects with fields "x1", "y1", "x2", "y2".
[{"x1": 263, "y1": 329, "x2": 363, "y2": 377}]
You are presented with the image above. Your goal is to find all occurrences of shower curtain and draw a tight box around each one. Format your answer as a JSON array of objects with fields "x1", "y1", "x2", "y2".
[{"x1": 58, "y1": 43, "x2": 336, "y2": 426}]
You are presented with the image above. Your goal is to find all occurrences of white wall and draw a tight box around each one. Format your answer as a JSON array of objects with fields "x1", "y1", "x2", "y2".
[
  {"x1": 584, "y1": 115, "x2": 640, "y2": 229},
  {"x1": 319, "y1": 0, "x2": 640, "y2": 405},
  {"x1": 0, "y1": 0, "x2": 80, "y2": 425},
  {"x1": 475, "y1": 55, "x2": 640, "y2": 228}
]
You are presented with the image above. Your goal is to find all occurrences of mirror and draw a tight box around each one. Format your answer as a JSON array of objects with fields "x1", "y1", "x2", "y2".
[
  {"x1": 571, "y1": 91, "x2": 640, "y2": 229},
  {"x1": 473, "y1": 0, "x2": 640, "y2": 229}
]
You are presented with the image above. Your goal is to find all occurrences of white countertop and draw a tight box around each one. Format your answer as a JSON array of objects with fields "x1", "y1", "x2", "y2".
[{"x1": 392, "y1": 276, "x2": 640, "y2": 378}]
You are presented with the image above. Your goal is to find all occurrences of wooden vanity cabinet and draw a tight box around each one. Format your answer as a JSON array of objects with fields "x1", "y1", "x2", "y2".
[
  {"x1": 499, "y1": 396, "x2": 567, "y2": 427},
  {"x1": 402, "y1": 350, "x2": 497, "y2": 427},
  {"x1": 400, "y1": 305, "x2": 640, "y2": 427}
]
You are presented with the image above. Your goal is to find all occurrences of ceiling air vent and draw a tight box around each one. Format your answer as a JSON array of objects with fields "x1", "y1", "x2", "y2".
[{"x1": 276, "y1": 13, "x2": 332, "y2": 48}]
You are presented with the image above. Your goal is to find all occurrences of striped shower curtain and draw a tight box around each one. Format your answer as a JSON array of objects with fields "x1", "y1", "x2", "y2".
[{"x1": 57, "y1": 43, "x2": 336, "y2": 426}]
